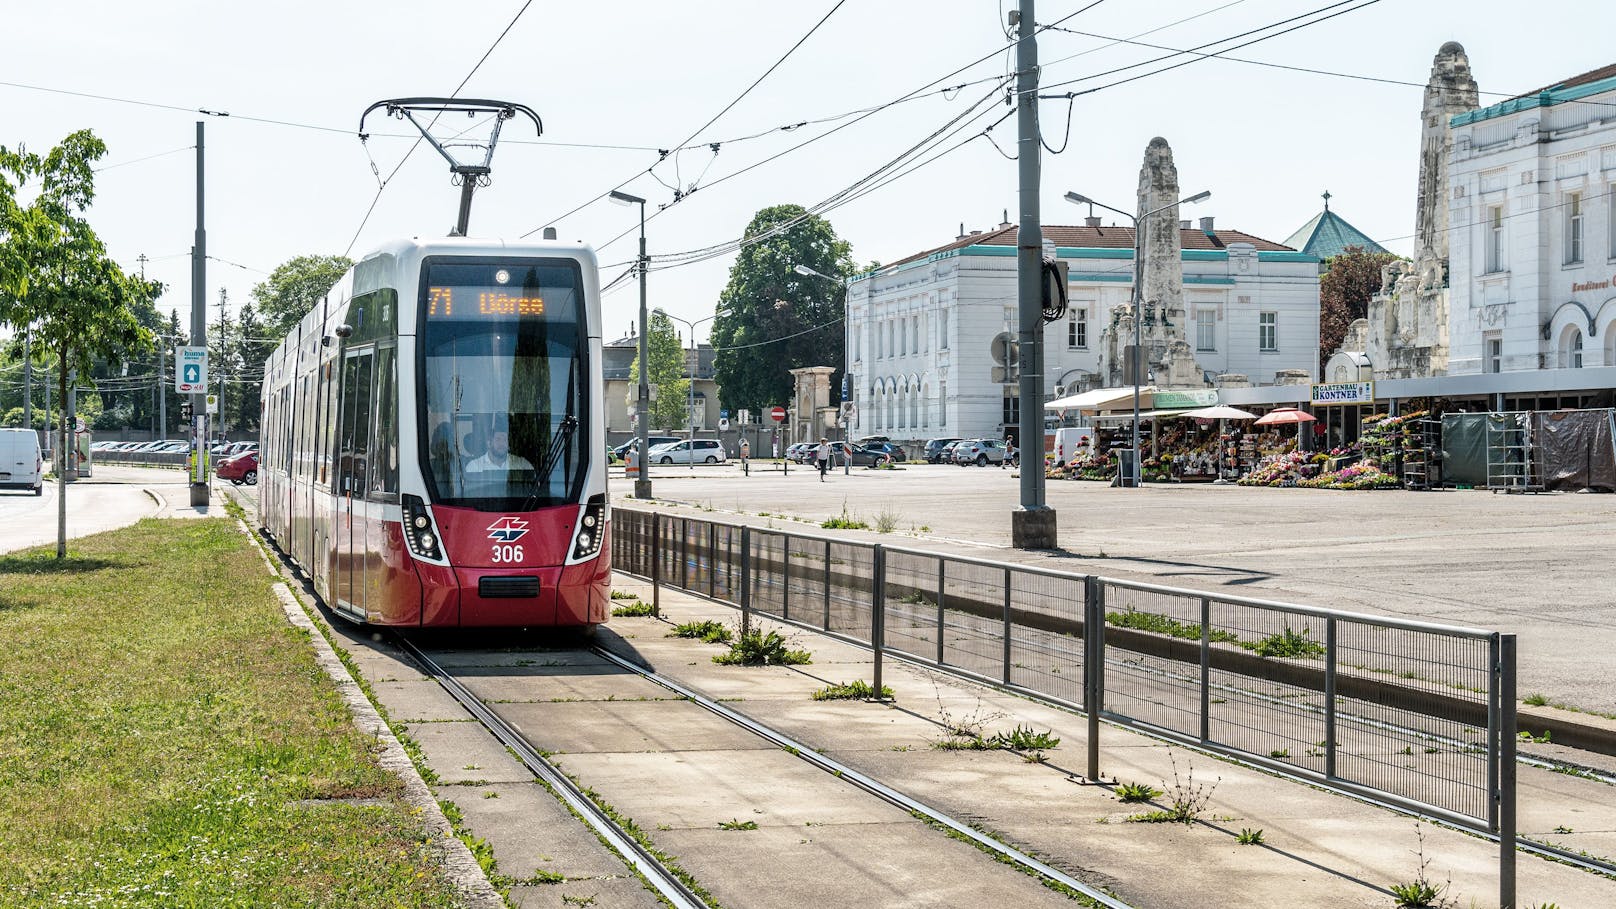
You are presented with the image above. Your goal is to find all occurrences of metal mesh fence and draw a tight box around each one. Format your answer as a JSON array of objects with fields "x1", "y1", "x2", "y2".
[{"x1": 609, "y1": 507, "x2": 1506, "y2": 831}]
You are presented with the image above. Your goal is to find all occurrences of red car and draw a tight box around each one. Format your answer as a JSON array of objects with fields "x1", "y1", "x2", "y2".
[{"x1": 217, "y1": 451, "x2": 258, "y2": 486}]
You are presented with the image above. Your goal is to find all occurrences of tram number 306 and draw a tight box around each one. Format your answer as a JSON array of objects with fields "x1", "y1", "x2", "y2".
[{"x1": 492, "y1": 544, "x2": 525, "y2": 563}]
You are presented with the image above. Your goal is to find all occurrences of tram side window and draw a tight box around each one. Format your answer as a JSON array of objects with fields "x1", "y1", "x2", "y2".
[
  {"x1": 338, "y1": 351, "x2": 374, "y2": 496},
  {"x1": 370, "y1": 347, "x2": 398, "y2": 497},
  {"x1": 318, "y1": 360, "x2": 338, "y2": 487}
]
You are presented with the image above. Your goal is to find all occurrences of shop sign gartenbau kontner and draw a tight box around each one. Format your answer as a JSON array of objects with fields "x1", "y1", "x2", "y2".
[{"x1": 1311, "y1": 381, "x2": 1374, "y2": 404}]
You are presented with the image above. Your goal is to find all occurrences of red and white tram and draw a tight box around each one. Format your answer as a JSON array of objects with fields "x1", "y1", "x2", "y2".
[{"x1": 258, "y1": 238, "x2": 610, "y2": 627}]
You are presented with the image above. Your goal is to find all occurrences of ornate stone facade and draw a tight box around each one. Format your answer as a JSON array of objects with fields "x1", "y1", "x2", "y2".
[{"x1": 1330, "y1": 42, "x2": 1479, "y2": 381}]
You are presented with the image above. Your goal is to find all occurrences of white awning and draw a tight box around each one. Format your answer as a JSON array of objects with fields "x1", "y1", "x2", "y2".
[
  {"x1": 1092, "y1": 409, "x2": 1188, "y2": 422},
  {"x1": 1044, "y1": 386, "x2": 1158, "y2": 412}
]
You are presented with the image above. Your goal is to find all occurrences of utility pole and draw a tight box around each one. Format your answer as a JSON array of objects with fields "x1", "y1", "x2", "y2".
[
  {"x1": 610, "y1": 190, "x2": 653, "y2": 499},
  {"x1": 22, "y1": 329, "x2": 31, "y2": 446},
  {"x1": 190, "y1": 121, "x2": 209, "y2": 507},
  {"x1": 1011, "y1": 0, "x2": 1055, "y2": 549}
]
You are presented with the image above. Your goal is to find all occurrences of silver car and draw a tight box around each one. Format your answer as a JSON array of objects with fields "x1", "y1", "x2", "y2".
[
  {"x1": 952, "y1": 439, "x2": 1008, "y2": 467},
  {"x1": 648, "y1": 439, "x2": 728, "y2": 465}
]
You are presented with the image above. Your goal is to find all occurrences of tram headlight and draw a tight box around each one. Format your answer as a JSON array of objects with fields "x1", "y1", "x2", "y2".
[
  {"x1": 402, "y1": 494, "x2": 442, "y2": 561},
  {"x1": 570, "y1": 493, "x2": 608, "y2": 561}
]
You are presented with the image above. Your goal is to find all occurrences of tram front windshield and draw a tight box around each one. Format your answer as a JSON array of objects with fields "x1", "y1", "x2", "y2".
[{"x1": 420, "y1": 259, "x2": 587, "y2": 509}]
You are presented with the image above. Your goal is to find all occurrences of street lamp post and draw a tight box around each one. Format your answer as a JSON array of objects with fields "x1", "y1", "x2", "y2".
[
  {"x1": 610, "y1": 190, "x2": 652, "y2": 498},
  {"x1": 791, "y1": 264, "x2": 852, "y2": 475},
  {"x1": 654, "y1": 309, "x2": 720, "y2": 472},
  {"x1": 1064, "y1": 189, "x2": 1209, "y2": 488}
]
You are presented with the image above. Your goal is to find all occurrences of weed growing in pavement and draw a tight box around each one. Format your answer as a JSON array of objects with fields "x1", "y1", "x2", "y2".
[
  {"x1": 610, "y1": 600, "x2": 655, "y2": 618},
  {"x1": 1269, "y1": 748, "x2": 1290, "y2": 759},
  {"x1": 1237, "y1": 828, "x2": 1265, "y2": 845},
  {"x1": 1128, "y1": 751, "x2": 1219, "y2": 824},
  {"x1": 821, "y1": 499, "x2": 870, "y2": 530},
  {"x1": 812, "y1": 680, "x2": 894, "y2": 701},
  {"x1": 1251, "y1": 625, "x2": 1325, "y2": 659},
  {"x1": 1114, "y1": 782, "x2": 1162, "y2": 803},
  {"x1": 874, "y1": 507, "x2": 901, "y2": 534},
  {"x1": 439, "y1": 799, "x2": 498, "y2": 877},
  {"x1": 1518, "y1": 729, "x2": 1553, "y2": 744},
  {"x1": 670, "y1": 620, "x2": 732, "y2": 644},
  {"x1": 1390, "y1": 824, "x2": 1452, "y2": 908},
  {"x1": 1524, "y1": 693, "x2": 1550, "y2": 706},
  {"x1": 930, "y1": 686, "x2": 1007, "y2": 750},
  {"x1": 718, "y1": 819, "x2": 759, "y2": 830},
  {"x1": 900, "y1": 590, "x2": 935, "y2": 607},
  {"x1": 609, "y1": 589, "x2": 638, "y2": 600},
  {"x1": 1107, "y1": 607, "x2": 1242, "y2": 646},
  {"x1": 994, "y1": 724, "x2": 1060, "y2": 753},
  {"x1": 713, "y1": 628, "x2": 812, "y2": 666}
]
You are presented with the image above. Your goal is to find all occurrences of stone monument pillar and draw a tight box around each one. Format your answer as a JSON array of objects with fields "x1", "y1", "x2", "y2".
[
  {"x1": 789, "y1": 366, "x2": 837, "y2": 444},
  {"x1": 1138, "y1": 137, "x2": 1188, "y2": 350},
  {"x1": 1415, "y1": 42, "x2": 1479, "y2": 263}
]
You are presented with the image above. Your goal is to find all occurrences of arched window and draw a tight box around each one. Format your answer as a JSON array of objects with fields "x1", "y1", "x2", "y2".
[
  {"x1": 921, "y1": 382, "x2": 931, "y2": 428},
  {"x1": 886, "y1": 380, "x2": 896, "y2": 428},
  {"x1": 1561, "y1": 325, "x2": 1585, "y2": 369},
  {"x1": 909, "y1": 375, "x2": 919, "y2": 426},
  {"x1": 1605, "y1": 320, "x2": 1616, "y2": 368}
]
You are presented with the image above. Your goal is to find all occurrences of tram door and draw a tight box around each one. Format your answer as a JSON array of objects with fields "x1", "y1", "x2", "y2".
[{"x1": 336, "y1": 349, "x2": 375, "y2": 615}]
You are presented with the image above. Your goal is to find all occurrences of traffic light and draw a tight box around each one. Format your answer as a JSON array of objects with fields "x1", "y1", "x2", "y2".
[{"x1": 180, "y1": 401, "x2": 193, "y2": 420}]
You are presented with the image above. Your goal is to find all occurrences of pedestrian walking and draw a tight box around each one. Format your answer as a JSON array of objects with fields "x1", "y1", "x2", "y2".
[
  {"x1": 815, "y1": 437, "x2": 831, "y2": 481},
  {"x1": 1002, "y1": 434, "x2": 1016, "y2": 469},
  {"x1": 739, "y1": 437, "x2": 750, "y2": 476}
]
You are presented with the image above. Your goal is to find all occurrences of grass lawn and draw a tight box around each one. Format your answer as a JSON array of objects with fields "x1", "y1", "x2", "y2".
[{"x1": 0, "y1": 518, "x2": 460, "y2": 908}]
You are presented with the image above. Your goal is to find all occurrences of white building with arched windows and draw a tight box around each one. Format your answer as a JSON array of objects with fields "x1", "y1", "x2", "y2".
[
  {"x1": 1448, "y1": 63, "x2": 1616, "y2": 374},
  {"x1": 843, "y1": 222, "x2": 1320, "y2": 445}
]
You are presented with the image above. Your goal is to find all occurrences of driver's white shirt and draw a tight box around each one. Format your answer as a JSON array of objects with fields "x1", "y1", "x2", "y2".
[{"x1": 467, "y1": 451, "x2": 533, "y2": 472}]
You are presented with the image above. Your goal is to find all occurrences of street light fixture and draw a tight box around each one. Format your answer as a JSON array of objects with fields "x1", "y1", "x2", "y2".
[
  {"x1": 610, "y1": 190, "x2": 652, "y2": 498},
  {"x1": 792, "y1": 264, "x2": 853, "y2": 475},
  {"x1": 652, "y1": 308, "x2": 722, "y2": 472},
  {"x1": 1064, "y1": 189, "x2": 1209, "y2": 488}
]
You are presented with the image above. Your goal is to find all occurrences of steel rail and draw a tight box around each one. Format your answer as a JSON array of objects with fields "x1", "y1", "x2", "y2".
[
  {"x1": 588, "y1": 645, "x2": 1134, "y2": 909},
  {"x1": 391, "y1": 635, "x2": 709, "y2": 909}
]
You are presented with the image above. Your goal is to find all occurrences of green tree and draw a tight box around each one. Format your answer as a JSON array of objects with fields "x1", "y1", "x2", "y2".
[
  {"x1": 250, "y1": 254, "x2": 352, "y2": 340},
  {"x1": 627, "y1": 311, "x2": 689, "y2": 431},
  {"x1": 711, "y1": 205, "x2": 853, "y2": 413},
  {"x1": 1319, "y1": 246, "x2": 1400, "y2": 369},
  {"x1": 0, "y1": 129, "x2": 154, "y2": 556}
]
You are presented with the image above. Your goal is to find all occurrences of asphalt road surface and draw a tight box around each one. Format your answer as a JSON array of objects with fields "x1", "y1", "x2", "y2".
[{"x1": 0, "y1": 465, "x2": 190, "y2": 555}]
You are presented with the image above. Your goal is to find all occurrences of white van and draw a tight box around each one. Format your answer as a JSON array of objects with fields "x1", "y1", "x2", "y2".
[{"x1": 0, "y1": 428, "x2": 45, "y2": 496}]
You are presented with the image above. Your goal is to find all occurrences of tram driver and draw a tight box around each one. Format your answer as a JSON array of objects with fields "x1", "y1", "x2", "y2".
[{"x1": 466, "y1": 416, "x2": 534, "y2": 474}]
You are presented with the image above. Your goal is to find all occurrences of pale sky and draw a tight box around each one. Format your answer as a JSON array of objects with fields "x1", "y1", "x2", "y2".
[{"x1": 6, "y1": 1, "x2": 1612, "y2": 346}]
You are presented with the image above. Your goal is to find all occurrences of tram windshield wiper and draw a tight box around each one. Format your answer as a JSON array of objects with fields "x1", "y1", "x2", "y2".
[{"x1": 521, "y1": 414, "x2": 576, "y2": 512}]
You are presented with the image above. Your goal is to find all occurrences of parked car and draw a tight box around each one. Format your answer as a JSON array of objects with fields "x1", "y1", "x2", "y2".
[
  {"x1": 225, "y1": 441, "x2": 258, "y2": 458},
  {"x1": 785, "y1": 442, "x2": 814, "y2": 463},
  {"x1": 952, "y1": 439, "x2": 1008, "y2": 466},
  {"x1": 611, "y1": 436, "x2": 681, "y2": 461},
  {"x1": 862, "y1": 441, "x2": 906, "y2": 461},
  {"x1": 0, "y1": 427, "x2": 45, "y2": 495},
  {"x1": 648, "y1": 439, "x2": 727, "y2": 465},
  {"x1": 832, "y1": 442, "x2": 894, "y2": 468},
  {"x1": 924, "y1": 438, "x2": 963, "y2": 463},
  {"x1": 216, "y1": 450, "x2": 259, "y2": 486}
]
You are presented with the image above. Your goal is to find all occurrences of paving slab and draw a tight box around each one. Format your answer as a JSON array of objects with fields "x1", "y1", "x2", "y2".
[
  {"x1": 652, "y1": 822, "x2": 1079, "y2": 909},
  {"x1": 506, "y1": 875, "x2": 663, "y2": 909},
  {"x1": 440, "y1": 782, "x2": 632, "y2": 881},
  {"x1": 372, "y1": 678, "x2": 477, "y2": 723},
  {"x1": 409, "y1": 721, "x2": 535, "y2": 784},
  {"x1": 424, "y1": 648, "x2": 616, "y2": 670},
  {"x1": 460, "y1": 666, "x2": 676, "y2": 704},
  {"x1": 493, "y1": 700, "x2": 773, "y2": 755}
]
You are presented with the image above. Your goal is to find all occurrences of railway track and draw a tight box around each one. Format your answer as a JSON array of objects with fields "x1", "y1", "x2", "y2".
[{"x1": 392, "y1": 632, "x2": 1132, "y2": 909}]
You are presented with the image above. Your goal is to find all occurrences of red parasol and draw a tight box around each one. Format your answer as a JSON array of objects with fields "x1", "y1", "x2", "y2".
[{"x1": 1253, "y1": 407, "x2": 1317, "y2": 426}]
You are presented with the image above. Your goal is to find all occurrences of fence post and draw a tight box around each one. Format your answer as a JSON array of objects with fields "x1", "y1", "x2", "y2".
[
  {"x1": 709, "y1": 522, "x2": 717, "y2": 598},
  {"x1": 680, "y1": 517, "x2": 690, "y2": 590},
  {"x1": 1002, "y1": 566, "x2": 1013, "y2": 685},
  {"x1": 651, "y1": 511, "x2": 661, "y2": 617},
  {"x1": 823, "y1": 539, "x2": 832, "y2": 631},
  {"x1": 871, "y1": 545, "x2": 885, "y2": 697},
  {"x1": 1499, "y1": 633, "x2": 1518, "y2": 909},
  {"x1": 936, "y1": 557, "x2": 946, "y2": 666},
  {"x1": 1325, "y1": 616, "x2": 1338, "y2": 779},
  {"x1": 1085, "y1": 575, "x2": 1104, "y2": 782},
  {"x1": 782, "y1": 533, "x2": 791, "y2": 622},
  {"x1": 740, "y1": 525, "x2": 751, "y2": 638},
  {"x1": 1199, "y1": 596, "x2": 1211, "y2": 744}
]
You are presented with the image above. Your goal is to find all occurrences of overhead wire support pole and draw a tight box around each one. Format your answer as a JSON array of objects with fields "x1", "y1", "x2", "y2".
[
  {"x1": 189, "y1": 120, "x2": 209, "y2": 508},
  {"x1": 1011, "y1": 0, "x2": 1055, "y2": 549}
]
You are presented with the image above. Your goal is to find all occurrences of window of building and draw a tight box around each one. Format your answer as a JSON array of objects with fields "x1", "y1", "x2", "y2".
[
  {"x1": 1002, "y1": 388, "x2": 1019, "y2": 428},
  {"x1": 921, "y1": 383, "x2": 930, "y2": 428},
  {"x1": 1258, "y1": 312, "x2": 1277, "y2": 352},
  {"x1": 1486, "y1": 205, "x2": 1504, "y2": 273},
  {"x1": 887, "y1": 321, "x2": 895, "y2": 358},
  {"x1": 1485, "y1": 333, "x2": 1502, "y2": 373},
  {"x1": 939, "y1": 380, "x2": 947, "y2": 426},
  {"x1": 938, "y1": 309, "x2": 949, "y2": 349},
  {"x1": 909, "y1": 385, "x2": 918, "y2": 426},
  {"x1": 1610, "y1": 184, "x2": 1616, "y2": 260},
  {"x1": 1196, "y1": 309, "x2": 1216, "y2": 352},
  {"x1": 1067, "y1": 308, "x2": 1087, "y2": 350},
  {"x1": 1566, "y1": 192, "x2": 1584, "y2": 264},
  {"x1": 1564, "y1": 327, "x2": 1585, "y2": 368},
  {"x1": 912, "y1": 316, "x2": 920, "y2": 353}
]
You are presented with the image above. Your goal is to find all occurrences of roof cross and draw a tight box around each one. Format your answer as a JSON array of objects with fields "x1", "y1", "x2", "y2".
[{"x1": 1322, "y1": 190, "x2": 1332, "y2": 211}]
